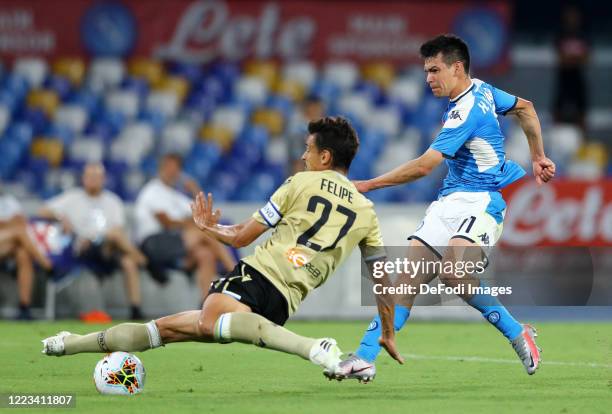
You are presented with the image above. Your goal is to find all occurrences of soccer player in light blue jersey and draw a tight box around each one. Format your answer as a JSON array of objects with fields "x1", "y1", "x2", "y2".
[{"x1": 328, "y1": 34, "x2": 556, "y2": 382}]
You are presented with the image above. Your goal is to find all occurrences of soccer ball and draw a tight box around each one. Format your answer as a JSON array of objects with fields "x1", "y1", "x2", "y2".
[{"x1": 93, "y1": 352, "x2": 146, "y2": 395}]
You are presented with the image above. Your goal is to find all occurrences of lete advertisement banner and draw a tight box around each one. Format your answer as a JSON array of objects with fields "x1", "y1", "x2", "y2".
[
  {"x1": 502, "y1": 179, "x2": 612, "y2": 247},
  {"x1": 0, "y1": 0, "x2": 511, "y2": 69}
]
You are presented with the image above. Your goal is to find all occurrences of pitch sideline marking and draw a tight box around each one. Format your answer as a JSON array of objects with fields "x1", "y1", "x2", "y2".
[{"x1": 400, "y1": 353, "x2": 612, "y2": 369}]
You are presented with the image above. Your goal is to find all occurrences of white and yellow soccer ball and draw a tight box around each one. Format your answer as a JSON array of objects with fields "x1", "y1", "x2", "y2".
[{"x1": 93, "y1": 352, "x2": 146, "y2": 395}]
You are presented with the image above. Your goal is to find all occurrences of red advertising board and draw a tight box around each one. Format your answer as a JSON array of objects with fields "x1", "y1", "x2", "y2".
[
  {"x1": 502, "y1": 179, "x2": 612, "y2": 247},
  {"x1": 0, "y1": 0, "x2": 510, "y2": 69}
]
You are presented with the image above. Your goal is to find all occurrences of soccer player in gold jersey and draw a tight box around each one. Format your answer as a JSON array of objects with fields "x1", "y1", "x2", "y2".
[{"x1": 42, "y1": 117, "x2": 403, "y2": 375}]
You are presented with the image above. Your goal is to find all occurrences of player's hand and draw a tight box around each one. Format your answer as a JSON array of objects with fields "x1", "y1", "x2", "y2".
[
  {"x1": 532, "y1": 157, "x2": 556, "y2": 185},
  {"x1": 191, "y1": 192, "x2": 221, "y2": 230},
  {"x1": 353, "y1": 180, "x2": 371, "y2": 193},
  {"x1": 379, "y1": 335, "x2": 404, "y2": 364}
]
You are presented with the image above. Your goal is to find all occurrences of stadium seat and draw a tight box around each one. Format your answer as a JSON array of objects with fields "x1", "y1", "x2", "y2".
[
  {"x1": 235, "y1": 76, "x2": 268, "y2": 106},
  {"x1": 337, "y1": 92, "x2": 372, "y2": 121},
  {"x1": 374, "y1": 133, "x2": 420, "y2": 177},
  {"x1": 54, "y1": 105, "x2": 88, "y2": 134},
  {"x1": 88, "y1": 58, "x2": 125, "y2": 92},
  {"x1": 14, "y1": 57, "x2": 48, "y2": 88},
  {"x1": 44, "y1": 75, "x2": 72, "y2": 101},
  {"x1": 155, "y1": 75, "x2": 190, "y2": 102},
  {"x1": 200, "y1": 123, "x2": 235, "y2": 152},
  {"x1": 146, "y1": 91, "x2": 179, "y2": 119},
  {"x1": 282, "y1": 61, "x2": 317, "y2": 89},
  {"x1": 47, "y1": 123, "x2": 75, "y2": 145},
  {"x1": 366, "y1": 106, "x2": 402, "y2": 137},
  {"x1": 389, "y1": 76, "x2": 424, "y2": 108},
  {"x1": 0, "y1": 104, "x2": 9, "y2": 135},
  {"x1": 161, "y1": 121, "x2": 196, "y2": 156},
  {"x1": 109, "y1": 122, "x2": 155, "y2": 166},
  {"x1": 167, "y1": 61, "x2": 203, "y2": 84},
  {"x1": 273, "y1": 79, "x2": 306, "y2": 102},
  {"x1": 252, "y1": 108, "x2": 284, "y2": 136},
  {"x1": 128, "y1": 58, "x2": 164, "y2": 86},
  {"x1": 244, "y1": 60, "x2": 279, "y2": 88},
  {"x1": 105, "y1": 90, "x2": 140, "y2": 119},
  {"x1": 31, "y1": 138, "x2": 64, "y2": 167},
  {"x1": 362, "y1": 62, "x2": 396, "y2": 90},
  {"x1": 53, "y1": 57, "x2": 86, "y2": 86},
  {"x1": 26, "y1": 89, "x2": 60, "y2": 117},
  {"x1": 548, "y1": 124, "x2": 583, "y2": 167},
  {"x1": 69, "y1": 136, "x2": 105, "y2": 163},
  {"x1": 211, "y1": 105, "x2": 246, "y2": 135},
  {"x1": 323, "y1": 61, "x2": 359, "y2": 91},
  {"x1": 122, "y1": 168, "x2": 147, "y2": 201}
]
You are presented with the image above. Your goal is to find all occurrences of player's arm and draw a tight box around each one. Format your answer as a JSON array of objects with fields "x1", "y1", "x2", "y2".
[
  {"x1": 361, "y1": 251, "x2": 404, "y2": 364},
  {"x1": 355, "y1": 148, "x2": 444, "y2": 193},
  {"x1": 38, "y1": 205, "x2": 74, "y2": 234},
  {"x1": 506, "y1": 97, "x2": 555, "y2": 184},
  {"x1": 191, "y1": 192, "x2": 268, "y2": 248},
  {"x1": 154, "y1": 212, "x2": 191, "y2": 230}
]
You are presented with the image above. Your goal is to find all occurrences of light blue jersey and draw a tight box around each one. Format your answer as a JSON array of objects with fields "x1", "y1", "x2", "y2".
[{"x1": 430, "y1": 79, "x2": 525, "y2": 223}]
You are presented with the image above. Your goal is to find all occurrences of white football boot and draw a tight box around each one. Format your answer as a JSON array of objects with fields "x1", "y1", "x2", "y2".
[
  {"x1": 309, "y1": 338, "x2": 343, "y2": 371},
  {"x1": 510, "y1": 324, "x2": 542, "y2": 375},
  {"x1": 41, "y1": 331, "x2": 71, "y2": 356},
  {"x1": 324, "y1": 353, "x2": 376, "y2": 383}
]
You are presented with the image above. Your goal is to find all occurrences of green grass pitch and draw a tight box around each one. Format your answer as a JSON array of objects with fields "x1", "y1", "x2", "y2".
[{"x1": 1, "y1": 321, "x2": 610, "y2": 413}]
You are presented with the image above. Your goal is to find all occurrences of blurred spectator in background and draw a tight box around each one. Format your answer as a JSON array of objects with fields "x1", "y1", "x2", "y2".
[
  {"x1": 554, "y1": 4, "x2": 589, "y2": 133},
  {"x1": 38, "y1": 163, "x2": 145, "y2": 320},
  {"x1": 0, "y1": 190, "x2": 52, "y2": 319},
  {"x1": 134, "y1": 153, "x2": 236, "y2": 300},
  {"x1": 287, "y1": 95, "x2": 325, "y2": 174}
]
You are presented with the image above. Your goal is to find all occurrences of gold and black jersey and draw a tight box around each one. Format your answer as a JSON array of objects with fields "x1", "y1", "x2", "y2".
[{"x1": 242, "y1": 170, "x2": 385, "y2": 315}]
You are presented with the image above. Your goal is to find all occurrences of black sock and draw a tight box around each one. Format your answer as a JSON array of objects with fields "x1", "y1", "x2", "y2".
[{"x1": 130, "y1": 306, "x2": 143, "y2": 320}]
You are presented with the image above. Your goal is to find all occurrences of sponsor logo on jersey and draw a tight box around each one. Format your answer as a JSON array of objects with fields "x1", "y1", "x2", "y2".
[{"x1": 286, "y1": 247, "x2": 311, "y2": 268}]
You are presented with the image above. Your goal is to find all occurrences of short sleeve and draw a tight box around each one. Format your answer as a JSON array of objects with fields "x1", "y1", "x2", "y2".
[
  {"x1": 46, "y1": 191, "x2": 73, "y2": 216},
  {"x1": 430, "y1": 104, "x2": 479, "y2": 158},
  {"x1": 252, "y1": 177, "x2": 294, "y2": 227},
  {"x1": 359, "y1": 214, "x2": 386, "y2": 262},
  {"x1": 492, "y1": 86, "x2": 518, "y2": 115}
]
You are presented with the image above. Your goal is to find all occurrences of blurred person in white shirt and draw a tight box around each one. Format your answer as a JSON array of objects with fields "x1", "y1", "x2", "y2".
[
  {"x1": 39, "y1": 162, "x2": 145, "y2": 320},
  {"x1": 0, "y1": 190, "x2": 52, "y2": 319},
  {"x1": 134, "y1": 153, "x2": 236, "y2": 300}
]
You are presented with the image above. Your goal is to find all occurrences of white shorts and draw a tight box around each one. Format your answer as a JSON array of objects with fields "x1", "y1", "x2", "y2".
[{"x1": 409, "y1": 191, "x2": 505, "y2": 258}]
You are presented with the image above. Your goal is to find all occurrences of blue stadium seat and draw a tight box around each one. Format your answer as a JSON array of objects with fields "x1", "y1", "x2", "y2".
[{"x1": 44, "y1": 75, "x2": 72, "y2": 101}]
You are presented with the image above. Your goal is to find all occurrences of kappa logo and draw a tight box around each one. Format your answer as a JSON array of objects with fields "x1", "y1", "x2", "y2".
[
  {"x1": 478, "y1": 233, "x2": 490, "y2": 245},
  {"x1": 449, "y1": 110, "x2": 462, "y2": 120}
]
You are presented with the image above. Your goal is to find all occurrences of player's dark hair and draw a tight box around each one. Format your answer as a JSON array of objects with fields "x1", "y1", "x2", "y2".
[
  {"x1": 308, "y1": 116, "x2": 359, "y2": 171},
  {"x1": 420, "y1": 34, "x2": 470, "y2": 74}
]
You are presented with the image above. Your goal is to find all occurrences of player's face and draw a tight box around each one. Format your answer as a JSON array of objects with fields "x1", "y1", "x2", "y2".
[
  {"x1": 160, "y1": 157, "x2": 182, "y2": 184},
  {"x1": 424, "y1": 53, "x2": 459, "y2": 97},
  {"x1": 302, "y1": 135, "x2": 326, "y2": 171},
  {"x1": 82, "y1": 164, "x2": 105, "y2": 194}
]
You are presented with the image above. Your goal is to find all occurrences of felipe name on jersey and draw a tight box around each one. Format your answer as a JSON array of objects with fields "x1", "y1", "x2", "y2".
[{"x1": 320, "y1": 178, "x2": 354, "y2": 203}]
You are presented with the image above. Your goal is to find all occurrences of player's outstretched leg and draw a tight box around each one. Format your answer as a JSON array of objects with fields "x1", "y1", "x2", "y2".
[
  {"x1": 214, "y1": 312, "x2": 342, "y2": 371},
  {"x1": 43, "y1": 293, "x2": 343, "y2": 371},
  {"x1": 42, "y1": 321, "x2": 163, "y2": 356},
  {"x1": 441, "y1": 239, "x2": 542, "y2": 375}
]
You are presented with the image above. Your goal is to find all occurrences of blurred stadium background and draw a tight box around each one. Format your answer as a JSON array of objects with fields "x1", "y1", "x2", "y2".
[{"x1": 0, "y1": 0, "x2": 611, "y2": 321}]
